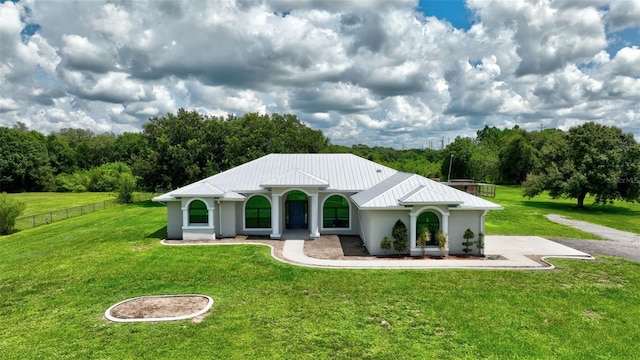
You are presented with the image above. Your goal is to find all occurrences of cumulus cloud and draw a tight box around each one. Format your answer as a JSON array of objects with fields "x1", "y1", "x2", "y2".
[
  {"x1": 606, "y1": 0, "x2": 640, "y2": 31},
  {"x1": 0, "y1": 0, "x2": 639, "y2": 148},
  {"x1": 60, "y1": 34, "x2": 114, "y2": 73}
]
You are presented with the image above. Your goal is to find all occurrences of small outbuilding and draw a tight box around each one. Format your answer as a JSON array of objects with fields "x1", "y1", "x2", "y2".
[{"x1": 153, "y1": 154, "x2": 502, "y2": 256}]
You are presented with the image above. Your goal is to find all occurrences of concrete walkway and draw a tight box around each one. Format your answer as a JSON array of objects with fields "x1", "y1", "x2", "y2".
[
  {"x1": 281, "y1": 235, "x2": 593, "y2": 270},
  {"x1": 163, "y1": 235, "x2": 594, "y2": 270},
  {"x1": 546, "y1": 214, "x2": 640, "y2": 263}
]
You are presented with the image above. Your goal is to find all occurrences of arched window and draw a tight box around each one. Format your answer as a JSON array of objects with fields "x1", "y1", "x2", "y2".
[
  {"x1": 245, "y1": 195, "x2": 271, "y2": 228},
  {"x1": 189, "y1": 200, "x2": 208, "y2": 224},
  {"x1": 416, "y1": 211, "x2": 439, "y2": 245},
  {"x1": 323, "y1": 195, "x2": 349, "y2": 228}
]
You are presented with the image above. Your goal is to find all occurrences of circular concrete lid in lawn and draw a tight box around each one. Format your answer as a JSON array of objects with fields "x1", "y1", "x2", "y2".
[{"x1": 105, "y1": 294, "x2": 213, "y2": 322}]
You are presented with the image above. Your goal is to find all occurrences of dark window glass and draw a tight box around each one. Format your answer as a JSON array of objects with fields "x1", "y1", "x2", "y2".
[
  {"x1": 189, "y1": 200, "x2": 208, "y2": 224},
  {"x1": 246, "y1": 196, "x2": 271, "y2": 228},
  {"x1": 323, "y1": 195, "x2": 349, "y2": 228},
  {"x1": 416, "y1": 211, "x2": 439, "y2": 245}
]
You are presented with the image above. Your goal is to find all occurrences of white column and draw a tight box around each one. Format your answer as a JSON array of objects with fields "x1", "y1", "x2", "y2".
[
  {"x1": 442, "y1": 212, "x2": 449, "y2": 249},
  {"x1": 270, "y1": 194, "x2": 281, "y2": 239},
  {"x1": 409, "y1": 211, "x2": 417, "y2": 250},
  {"x1": 209, "y1": 201, "x2": 216, "y2": 240},
  {"x1": 182, "y1": 206, "x2": 189, "y2": 227},
  {"x1": 309, "y1": 194, "x2": 319, "y2": 238}
]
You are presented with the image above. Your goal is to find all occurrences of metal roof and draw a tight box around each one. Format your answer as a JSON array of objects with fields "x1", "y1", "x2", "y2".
[
  {"x1": 152, "y1": 154, "x2": 502, "y2": 210},
  {"x1": 185, "y1": 153, "x2": 396, "y2": 192},
  {"x1": 261, "y1": 169, "x2": 329, "y2": 188},
  {"x1": 351, "y1": 172, "x2": 502, "y2": 210}
]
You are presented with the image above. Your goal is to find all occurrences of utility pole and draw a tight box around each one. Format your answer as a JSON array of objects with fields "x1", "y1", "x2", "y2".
[{"x1": 447, "y1": 154, "x2": 454, "y2": 182}]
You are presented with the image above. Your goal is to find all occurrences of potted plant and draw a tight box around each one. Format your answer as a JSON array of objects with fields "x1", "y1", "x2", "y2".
[
  {"x1": 462, "y1": 228, "x2": 475, "y2": 255},
  {"x1": 436, "y1": 229, "x2": 447, "y2": 258},
  {"x1": 380, "y1": 236, "x2": 391, "y2": 256},
  {"x1": 417, "y1": 227, "x2": 430, "y2": 258},
  {"x1": 476, "y1": 232, "x2": 485, "y2": 257}
]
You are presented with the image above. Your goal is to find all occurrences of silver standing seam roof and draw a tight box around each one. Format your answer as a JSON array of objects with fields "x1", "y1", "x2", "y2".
[{"x1": 152, "y1": 153, "x2": 502, "y2": 210}]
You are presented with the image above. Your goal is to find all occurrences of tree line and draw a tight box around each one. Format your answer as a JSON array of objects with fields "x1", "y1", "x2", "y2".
[
  {"x1": 0, "y1": 110, "x2": 327, "y2": 193},
  {"x1": 1, "y1": 109, "x2": 639, "y2": 208}
]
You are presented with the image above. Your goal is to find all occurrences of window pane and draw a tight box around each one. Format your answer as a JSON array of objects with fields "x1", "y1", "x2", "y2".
[
  {"x1": 286, "y1": 190, "x2": 307, "y2": 201},
  {"x1": 417, "y1": 211, "x2": 439, "y2": 245},
  {"x1": 189, "y1": 200, "x2": 208, "y2": 224},
  {"x1": 323, "y1": 195, "x2": 349, "y2": 228},
  {"x1": 246, "y1": 195, "x2": 271, "y2": 228}
]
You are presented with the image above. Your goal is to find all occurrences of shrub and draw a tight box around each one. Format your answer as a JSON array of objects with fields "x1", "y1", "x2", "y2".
[
  {"x1": 117, "y1": 173, "x2": 137, "y2": 204},
  {"x1": 392, "y1": 219, "x2": 408, "y2": 254},
  {"x1": 380, "y1": 236, "x2": 391, "y2": 256},
  {"x1": 462, "y1": 228, "x2": 475, "y2": 254},
  {"x1": 417, "y1": 227, "x2": 430, "y2": 257},
  {"x1": 436, "y1": 230, "x2": 447, "y2": 251},
  {"x1": 0, "y1": 193, "x2": 26, "y2": 235}
]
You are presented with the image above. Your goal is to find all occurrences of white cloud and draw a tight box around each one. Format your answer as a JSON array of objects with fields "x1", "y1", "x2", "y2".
[
  {"x1": 0, "y1": 0, "x2": 638, "y2": 148},
  {"x1": 606, "y1": 0, "x2": 640, "y2": 31},
  {"x1": 61, "y1": 34, "x2": 113, "y2": 73}
]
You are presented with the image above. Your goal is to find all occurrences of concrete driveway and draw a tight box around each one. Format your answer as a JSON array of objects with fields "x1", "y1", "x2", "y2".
[
  {"x1": 163, "y1": 235, "x2": 594, "y2": 270},
  {"x1": 280, "y1": 235, "x2": 593, "y2": 270}
]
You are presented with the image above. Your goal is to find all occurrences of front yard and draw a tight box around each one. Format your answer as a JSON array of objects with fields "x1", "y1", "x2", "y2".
[{"x1": 0, "y1": 200, "x2": 639, "y2": 359}]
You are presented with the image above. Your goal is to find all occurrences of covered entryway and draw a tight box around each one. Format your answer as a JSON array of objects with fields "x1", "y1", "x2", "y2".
[{"x1": 285, "y1": 190, "x2": 308, "y2": 230}]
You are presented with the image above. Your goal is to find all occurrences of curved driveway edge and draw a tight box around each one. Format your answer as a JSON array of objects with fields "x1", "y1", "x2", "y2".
[{"x1": 163, "y1": 236, "x2": 594, "y2": 270}]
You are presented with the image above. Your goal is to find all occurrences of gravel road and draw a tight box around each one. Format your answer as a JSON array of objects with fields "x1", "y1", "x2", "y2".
[{"x1": 546, "y1": 214, "x2": 640, "y2": 263}]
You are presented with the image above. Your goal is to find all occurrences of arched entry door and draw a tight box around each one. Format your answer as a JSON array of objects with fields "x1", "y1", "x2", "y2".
[{"x1": 285, "y1": 190, "x2": 308, "y2": 229}]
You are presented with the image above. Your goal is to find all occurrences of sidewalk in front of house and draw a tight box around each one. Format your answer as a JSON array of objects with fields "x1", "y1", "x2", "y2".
[
  {"x1": 280, "y1": 236, "x2": 593, "y2": 270},
  {"x1": 162, "y1": 235, "x2": 594, "y2": 270}
]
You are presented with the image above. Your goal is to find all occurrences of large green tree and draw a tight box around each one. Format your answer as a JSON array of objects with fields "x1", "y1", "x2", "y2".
[
  {"x1": 136, "y1": 109, "x2": 328, "y2": 191},
  {"x1": 440, "y1": 137, "x2": 479, "y2": 180},
  {"x1": 0, "y1": 126, "x2": 52, "y2": 192},
  {"x1": 499, "y1": 131, "x2": 539, "y2": 184},
  {"x1": 524, "y1": 122, "x2": 640, "y2": 208}
]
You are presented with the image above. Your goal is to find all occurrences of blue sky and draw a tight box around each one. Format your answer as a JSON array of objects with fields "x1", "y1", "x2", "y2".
[
  {"x1": 1, "y1": 0, "x2": 640, "y2": 147},
  {"x1": 418, "y1": 0, "x2": 473, "y2": 30}
]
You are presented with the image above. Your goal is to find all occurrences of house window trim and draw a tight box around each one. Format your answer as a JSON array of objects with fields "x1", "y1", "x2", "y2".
[
  {"x1": 416, "y1": 211, "x2": 440, "y2": 246},
  {"x1": 321, "y1": 193, "x2": 351, "y2": 230},
  {"x1": 243, "y1": 194, "x2": 272, "y2": 230},
  {"x1": 181, "y1": 198, "x2": 214, "y2": 230}
]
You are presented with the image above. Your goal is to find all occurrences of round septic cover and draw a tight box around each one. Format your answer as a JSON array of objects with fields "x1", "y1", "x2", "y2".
[{"x1": 105, "y1": 294, "x2": 213, "y2": 322}]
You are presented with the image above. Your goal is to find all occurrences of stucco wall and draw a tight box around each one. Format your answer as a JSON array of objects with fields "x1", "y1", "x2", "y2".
[
  {"x1": 447, "y1": 210, "x2": 483, "y2": 255},
  {"x1": 219, "y1": 201, "x2": 237, "y2": 238},
  {"x1": 360, "y1": 210, "x2": 410, "y2": 255},
  {"x1": 166, "y1": 201, "x2": 182, "y2": 239}
]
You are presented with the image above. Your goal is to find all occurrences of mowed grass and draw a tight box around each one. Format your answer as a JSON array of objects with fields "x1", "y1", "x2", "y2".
[
  {"x1": 7, "y1": 192, "x2": 117, "y2": 216},
  {"x1": 1, "y1": 201, "x2": 640, "y2": 359},
  {"x1": 485, "y1": 186, "x2": 640, "y2": 238}
]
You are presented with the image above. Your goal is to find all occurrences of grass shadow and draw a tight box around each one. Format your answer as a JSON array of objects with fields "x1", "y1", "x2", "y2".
[
  {"x1": 146, "y1": 226, "x2": 167, "y2": 239},
  {"x1": 131, "y1": 200, "x2": 166, "y2": 208}
]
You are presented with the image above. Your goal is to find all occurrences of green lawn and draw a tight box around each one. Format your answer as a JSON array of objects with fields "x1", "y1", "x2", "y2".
[
  {"x1": 1, "y1": 201, "x2": 640, "y2": 359},
  {"x1": 485, "y1": 186, "x2": 640, "y2": 238},
  {"x1": 7, "y1": 192, "x2": 117, "y2": 216}
]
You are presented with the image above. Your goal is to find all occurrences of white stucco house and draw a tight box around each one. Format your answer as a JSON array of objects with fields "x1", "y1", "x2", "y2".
[{"x1": 152, "y1": 153, "x2": 502, "y2": 256}]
